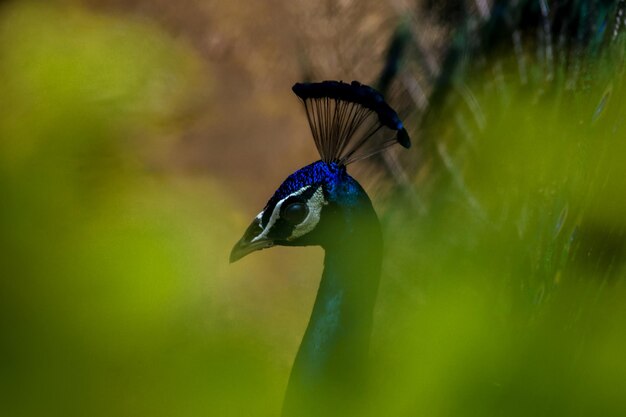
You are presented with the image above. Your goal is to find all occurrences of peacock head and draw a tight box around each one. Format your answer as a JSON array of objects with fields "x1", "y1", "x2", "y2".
[
  {"x1": 230, "y1": 81, "x2": 410, "y2": 263},
  {"x1": 230, "y1": 160, "x2": 362, "y2": 262}
]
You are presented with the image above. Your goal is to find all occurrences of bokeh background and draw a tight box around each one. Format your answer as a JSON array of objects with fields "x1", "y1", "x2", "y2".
[{"x1": 1, "y1": 1, "x2": 625, "y2": 416}]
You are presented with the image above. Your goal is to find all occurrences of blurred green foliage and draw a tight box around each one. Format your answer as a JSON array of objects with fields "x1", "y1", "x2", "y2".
[
  {"x1": 0, "y1": 4, "x2": 285, "y2": 416},
  {"x1": 374, "y1": 29, "x2": 626, "y2": 417},
  {"x1": 0, "y1": 2, "x2": 625, "y2": 417}
]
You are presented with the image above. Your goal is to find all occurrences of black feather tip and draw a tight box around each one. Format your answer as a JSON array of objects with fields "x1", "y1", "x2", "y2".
[{"x1": 292, "y1": 80, "x2": 410, "y2": 164}]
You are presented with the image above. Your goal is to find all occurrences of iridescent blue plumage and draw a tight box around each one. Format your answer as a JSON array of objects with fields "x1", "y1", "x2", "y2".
[{"x1": 264, "y1": 162, "x2": 344, "y2": 210}]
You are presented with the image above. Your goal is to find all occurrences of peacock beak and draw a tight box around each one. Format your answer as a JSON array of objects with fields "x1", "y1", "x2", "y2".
[{"x1": 229, "y1": 217, "x2": 274, "y2": 263}]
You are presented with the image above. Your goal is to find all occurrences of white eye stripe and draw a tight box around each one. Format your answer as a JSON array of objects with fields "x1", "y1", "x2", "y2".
[
  {"x1": 288, "y1": 187, "x2": 326, "y2": 240},
  {"x1": 251, "y1": 186, "x2": 312, "y2": 243}
]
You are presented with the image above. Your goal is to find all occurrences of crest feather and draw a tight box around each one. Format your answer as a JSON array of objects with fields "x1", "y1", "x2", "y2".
[{"x1": 292, "y1": 80, "x2": 410, "y2": 164}]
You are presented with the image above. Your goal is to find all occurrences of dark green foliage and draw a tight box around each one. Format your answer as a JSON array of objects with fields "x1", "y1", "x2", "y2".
[{"x1": 368, "y1": 2, "x2": 626, "y2": 416}]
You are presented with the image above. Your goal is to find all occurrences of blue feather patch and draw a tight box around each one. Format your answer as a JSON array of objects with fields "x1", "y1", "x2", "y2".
[{"x1": 261, "y1": 161, "x2": 346, "y2": 227}]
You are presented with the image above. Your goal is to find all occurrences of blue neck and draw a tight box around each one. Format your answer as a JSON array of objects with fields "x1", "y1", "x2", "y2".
[{"x1": 282, "y1": 188, "x2": 382, "y2": 416}]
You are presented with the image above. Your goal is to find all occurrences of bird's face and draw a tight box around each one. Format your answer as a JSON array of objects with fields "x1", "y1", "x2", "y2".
[{"x1": 230, "y1": 161, "x2": 348, "y2": 263}]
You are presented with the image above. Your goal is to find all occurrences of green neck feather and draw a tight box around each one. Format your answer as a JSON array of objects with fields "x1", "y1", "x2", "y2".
[{"x1": 282, "y1": 190, "x2": 382, "y2": 416}]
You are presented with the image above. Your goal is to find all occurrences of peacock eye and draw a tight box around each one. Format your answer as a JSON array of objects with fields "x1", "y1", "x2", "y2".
[{"x1": 282, "y1": 202, "x2": 309, "y2": 225}]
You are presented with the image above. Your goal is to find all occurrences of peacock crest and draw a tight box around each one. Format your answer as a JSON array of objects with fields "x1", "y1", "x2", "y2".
[{"x1": 292, "y1": 80, "x2": 410, "y2": 164}]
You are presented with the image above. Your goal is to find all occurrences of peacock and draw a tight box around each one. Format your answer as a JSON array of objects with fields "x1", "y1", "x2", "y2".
[
  {"x1": 230, "y1": 1, "x2": 626, "y2": 416},
  {"x1": 230, "y1": 81, "x2": 410, "y2": 416}
]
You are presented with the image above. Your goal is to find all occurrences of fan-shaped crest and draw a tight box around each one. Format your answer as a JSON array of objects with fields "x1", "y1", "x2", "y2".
[{"x1": 292, "y1": 81, "x2": 410, "y2": 165}]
